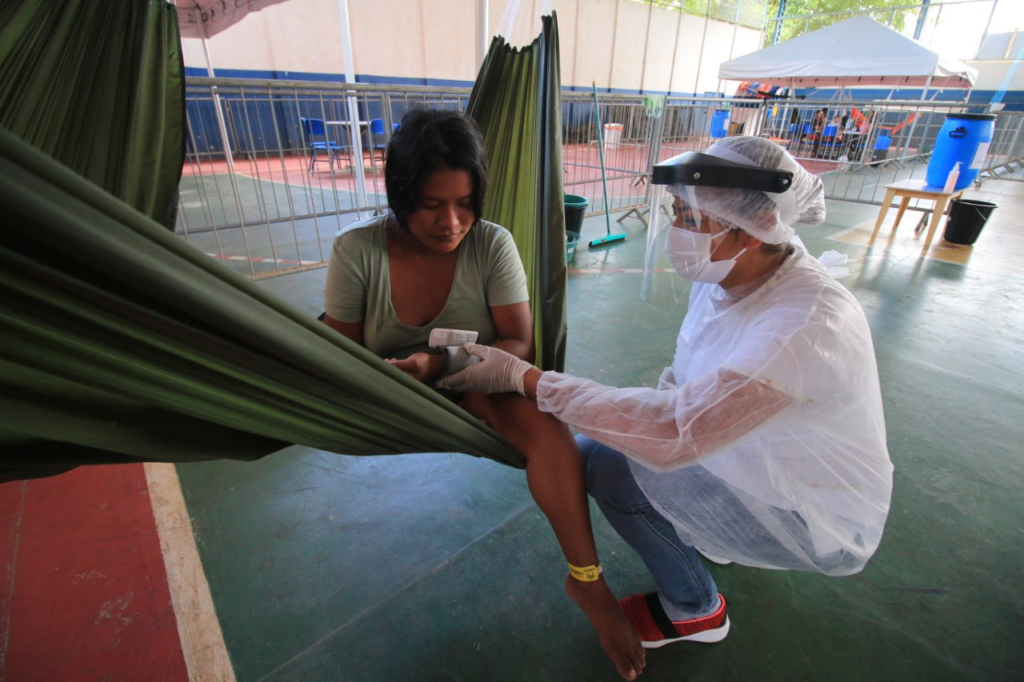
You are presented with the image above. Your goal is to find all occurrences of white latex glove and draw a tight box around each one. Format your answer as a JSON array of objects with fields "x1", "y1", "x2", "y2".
[{"x1": 435, "y1": 343, "x2": 535, "y2": 396}]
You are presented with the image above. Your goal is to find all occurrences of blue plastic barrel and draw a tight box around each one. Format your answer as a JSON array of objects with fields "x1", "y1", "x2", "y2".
[
  {"x1": 710, "y1": 110, "x2": 729, "y2": 138},
  {"x1": 926, "y1": 114, "x2": 995, "y2": 190}
]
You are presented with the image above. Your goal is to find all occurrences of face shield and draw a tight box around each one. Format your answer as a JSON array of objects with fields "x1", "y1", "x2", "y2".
[{"x1": 641, "y1": 151, "x2": 795, "y2": 306}]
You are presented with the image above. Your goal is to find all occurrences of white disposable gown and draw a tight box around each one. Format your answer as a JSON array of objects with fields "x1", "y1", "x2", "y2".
[{"x1": 536, "y1": 246, "x2": 893, "y2": 575}]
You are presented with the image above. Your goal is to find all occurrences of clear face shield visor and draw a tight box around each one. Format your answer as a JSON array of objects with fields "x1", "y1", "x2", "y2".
[{"x1": 641, "y1": 152, "x2": 794, "y2": 306}]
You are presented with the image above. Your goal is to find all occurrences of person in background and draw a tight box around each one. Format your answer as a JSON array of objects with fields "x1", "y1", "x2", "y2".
[
  {"x1": 809, "y1": 108, "x2": 827, "y2": 140},
  {"x1": 859, "y1": 110, "x2": 875, "y2": 135},
  {"x1": 438, "y1": 136, "x2": 893, "y2": 655},
  {"x1": 830, "y1": 114, "x2": 844, "y2": 139},
  {"x1": 323, "y1": 109, "x2": 646, "y2": 680}
]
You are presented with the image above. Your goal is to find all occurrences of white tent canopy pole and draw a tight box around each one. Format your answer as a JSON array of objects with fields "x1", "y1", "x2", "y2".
[{"x1": 200, "y1": 35, "x2": 234, "y2": 170}]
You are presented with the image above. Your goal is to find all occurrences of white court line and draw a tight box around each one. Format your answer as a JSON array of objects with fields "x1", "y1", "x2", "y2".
[{"x1": 144, "y1": 463, "x2": 236, "y2": 682}]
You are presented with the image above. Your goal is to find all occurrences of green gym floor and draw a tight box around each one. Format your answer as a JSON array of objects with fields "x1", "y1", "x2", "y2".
[{"x1": 3, "y1": 180, "x2": 1023, "y2": 680}]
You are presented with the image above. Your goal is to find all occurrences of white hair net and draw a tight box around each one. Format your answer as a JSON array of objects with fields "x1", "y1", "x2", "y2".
[{"x1": 679, "y1": 136, "x2": 826, "y2": 244}]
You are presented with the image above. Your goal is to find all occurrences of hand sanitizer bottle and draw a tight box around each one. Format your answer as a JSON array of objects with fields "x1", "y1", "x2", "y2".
[{"x1": 943, "y1": 161, "x2": 961, "y2": 193}]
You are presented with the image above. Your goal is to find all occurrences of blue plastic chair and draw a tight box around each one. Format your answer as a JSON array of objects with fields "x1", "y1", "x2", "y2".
[
  {"x1": 301, "y1": 117, "x2": 347, "y2": 173},
  {"x1": 817, "y1": 124, "x2": 840, "y2": 158},
  {"x1": 870, "y1": 135, "x2": 892, "y2": 164},
  {"x1": 368, "y1": 118, "x2": 387, "y2": 160}
]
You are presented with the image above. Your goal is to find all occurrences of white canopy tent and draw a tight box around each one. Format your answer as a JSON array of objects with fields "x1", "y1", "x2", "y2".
[{"x1": 719, "y1": 15, "x2": 977, "y2": 94}]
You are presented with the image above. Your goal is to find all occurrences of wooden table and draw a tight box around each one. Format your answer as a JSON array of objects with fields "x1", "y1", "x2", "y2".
[{"x1": 868, "y1": 178, "x2": 966, "y2": 253}]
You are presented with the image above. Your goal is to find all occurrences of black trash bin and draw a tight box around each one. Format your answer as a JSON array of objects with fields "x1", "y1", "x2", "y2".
[{"x1": 944, "y1": 198, "x2": 996, "y2": 245}]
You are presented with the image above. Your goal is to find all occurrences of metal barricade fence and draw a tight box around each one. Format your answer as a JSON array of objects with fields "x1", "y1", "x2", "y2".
[
  {"x1": 179, "y1": 77, "x2": 1011, "y2": 278},
  {"x1": 561, "y1": 91, "x2": 660, "y2": 220},
  {"x1": 976, "y1": 111, "x2": 1024, "y2": 185},
  {"x1": 562, "y1": 93, "x2": 777, "y2": 225},
  {"x1": 179, "y1": 78, "x2": 469, "y2": 278},
  {"x1": 747, "y1": 98, "x2": 997, "y2": 206}
]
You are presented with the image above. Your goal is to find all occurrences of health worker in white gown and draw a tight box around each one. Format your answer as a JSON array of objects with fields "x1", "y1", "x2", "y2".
[{"x1": 438, "y1": 136, "x2": 893, "y2": 651}]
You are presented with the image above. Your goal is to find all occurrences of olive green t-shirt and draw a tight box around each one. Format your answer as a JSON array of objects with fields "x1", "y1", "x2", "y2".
[{"x1": 323, "y1": 216, "x2": 529, "y2": 359}]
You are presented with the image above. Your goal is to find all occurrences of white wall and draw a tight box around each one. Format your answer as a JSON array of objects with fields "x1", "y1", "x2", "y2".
[
  {"x1": 180, "y1": 0, "x2": 763, "y2": 94},
  {"x1": 970, "y1": 61, "x2": 1024, "y2": 91}
]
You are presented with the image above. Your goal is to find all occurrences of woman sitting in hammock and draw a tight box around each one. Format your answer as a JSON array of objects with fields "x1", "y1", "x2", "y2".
[{"x1": 323, "y1": 109, "x2": 646, "y2": 680}]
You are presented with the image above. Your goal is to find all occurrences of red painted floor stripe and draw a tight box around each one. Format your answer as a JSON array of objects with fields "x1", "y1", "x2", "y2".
[{"x1": 0, "y1": 465, "x2": 188, "y2": 681}]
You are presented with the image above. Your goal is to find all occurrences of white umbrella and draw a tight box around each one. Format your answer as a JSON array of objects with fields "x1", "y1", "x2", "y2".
[{"x1": 175, "y1": 0, "x2": 291, "y2": 39}]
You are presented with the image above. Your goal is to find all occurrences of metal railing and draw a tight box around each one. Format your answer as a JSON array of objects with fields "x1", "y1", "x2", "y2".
[
  {"x1": 179, "y1": 78, "x2": 469, "y2": 277},
  {"x1": 975, "y1": 111, "x2": 1024, "y2": 185},
  {"x1": 179, "y1": 77, "x2": 1013, "y2": 278}
]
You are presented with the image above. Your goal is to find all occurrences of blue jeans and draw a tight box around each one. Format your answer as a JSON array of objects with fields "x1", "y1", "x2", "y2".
[{"x1": 578, "y1": 435, "x2": 720, "y2": 618}]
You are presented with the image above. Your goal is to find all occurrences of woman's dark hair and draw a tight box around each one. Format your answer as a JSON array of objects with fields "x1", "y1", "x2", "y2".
[{"x1": 385, "y1": 109, "x2": 489, "y2": 227}]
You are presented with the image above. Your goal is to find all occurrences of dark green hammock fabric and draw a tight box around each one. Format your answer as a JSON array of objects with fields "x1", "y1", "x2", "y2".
[
  {"x1": 0, "y1": 5, "x2": 566, "y2": 480},
  {"x1": 0, "y1": 126, "x2": 523, "y2": 480},
  {"x1": 0, "y1": 0, "x2": 185, "y2": 227},
  {"x1": 468, "y1": 13, "x2": 568, "y2": 373}
]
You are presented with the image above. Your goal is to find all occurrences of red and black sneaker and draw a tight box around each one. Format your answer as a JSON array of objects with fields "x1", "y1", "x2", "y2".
[{"x1": 619, "y1": 592, "x2": 729, "y2": 649}]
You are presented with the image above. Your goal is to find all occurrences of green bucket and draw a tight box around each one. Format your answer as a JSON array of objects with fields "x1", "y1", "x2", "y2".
[
  {"x1": 564, "y1": 194, "x2": 587, "y2": 263},
  {"x1": 566, "y1": 231, "x2": 580, "y2": 263}
]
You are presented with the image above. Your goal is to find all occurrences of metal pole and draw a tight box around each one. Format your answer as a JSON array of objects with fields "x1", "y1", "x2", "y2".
[
  {"x1": 638, "y1": 0, "x2": 653, "y2": 93},
  {"x1": 913, "y1": 0, "x2": 932, "y2": 41},
  {"x1": 476, "y1": 0, "x2": 489, "y2": 69},
  {"x1": 727, "y1": 0, "x2": 741, "y2": 61},
  {"x1": 606, "y1": 0, "x2": 620, "y2": 92},
  {"x1": 977, "y1": 0, "x2": 1000, "y2": 62},
  {"x1": 693, "y1": 0, "x2": 712, "y2": 96},
  {"x1": 202, "y1": 36, "x2": 234, "y2": 169},
  {"x1": 899, "y1": 76, "x2": 931, "y2": 164},
  {"x1": 772, "y1": 0, "x2": 788, "y2": 46},
  {"x1": 666, "y1": 2, "x2": 683, "y2": 95},
  {"x1": 337, "y1": 0, "x2": 368, "y2": 216}
]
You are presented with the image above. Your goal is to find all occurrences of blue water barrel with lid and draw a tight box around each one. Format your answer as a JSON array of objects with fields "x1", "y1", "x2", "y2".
[
  {"x1": 926, "y1": 113, "x2": 996, "y2": 190},
  {"x1": 710, "y1": 110, "x2": 730, "y2": 138}
]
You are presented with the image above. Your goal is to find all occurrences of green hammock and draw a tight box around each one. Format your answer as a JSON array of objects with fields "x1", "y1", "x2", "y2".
[
  {"x1": 0, "y1": 3, "x2": 565, "y2": 480},
  {"x1": 0, "y1": 0, "x2": 185, "y2": 227},
  {"x1": 0, "y1": 125, "x2": 522, "y2": 480},
  {"x1": 468, "y1": 13, "x2": 568, "y2": 374}
]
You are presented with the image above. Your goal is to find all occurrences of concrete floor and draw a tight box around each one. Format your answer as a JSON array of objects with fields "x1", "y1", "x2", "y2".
[{"x1": 3, "y1": 180, "x2": 1023, "y2": 680}]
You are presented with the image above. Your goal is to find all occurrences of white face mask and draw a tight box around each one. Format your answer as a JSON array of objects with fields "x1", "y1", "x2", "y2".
[{"x1": 665, "y1": 226, "x2": 746, "y2": 284}]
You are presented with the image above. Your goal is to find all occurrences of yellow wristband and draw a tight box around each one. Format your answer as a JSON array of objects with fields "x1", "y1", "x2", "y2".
[{"x1": 568, "y1": 562, "x2": 603, "y2": 582}]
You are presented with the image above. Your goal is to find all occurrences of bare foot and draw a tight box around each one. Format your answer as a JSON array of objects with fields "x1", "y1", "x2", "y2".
[{"x1": 565, "y1": 574, "x2": 646, "y2": 680}]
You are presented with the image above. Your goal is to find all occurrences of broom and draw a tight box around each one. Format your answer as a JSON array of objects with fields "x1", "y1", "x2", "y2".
[{"x1": 589, "y1": 81, "x2": 628, "y2": 247}]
